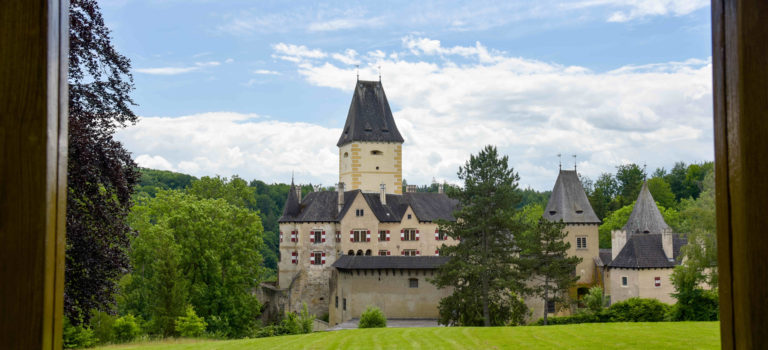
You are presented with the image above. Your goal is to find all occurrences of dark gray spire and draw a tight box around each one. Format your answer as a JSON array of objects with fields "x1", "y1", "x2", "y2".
[
  {"x1": 281, "y1": 179, "x2": 301, "y2": 220},
  {"x1": 543, "y1": 170, "x2": 601, "y2": 224},
  {"x1": 622, "y1": 181, "x2": 670, "y2": 235},
  {"x1": 337, "y1": 80, "x2": 404, "y2": 147}
]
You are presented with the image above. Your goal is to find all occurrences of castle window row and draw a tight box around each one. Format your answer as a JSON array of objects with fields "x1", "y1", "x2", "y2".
[
  {"x1": 281, "y1": 228, "x2": 455, "y2": 244},
  {"x1": 341, "y1": 249, "x2": 442, "y2": 256},
  {"x1": 289, "y1": 251, "x2": 327, "y2": 265}
]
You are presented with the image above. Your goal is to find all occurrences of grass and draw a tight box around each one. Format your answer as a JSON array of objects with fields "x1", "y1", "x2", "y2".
[{"x1": 96, "y1": 321, "x2": 719, "y2": 350}]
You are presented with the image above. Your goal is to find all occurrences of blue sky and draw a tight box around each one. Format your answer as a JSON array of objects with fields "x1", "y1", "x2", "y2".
[{"x1": 106, "y1": 0, "x2": 713, "y2": 190}]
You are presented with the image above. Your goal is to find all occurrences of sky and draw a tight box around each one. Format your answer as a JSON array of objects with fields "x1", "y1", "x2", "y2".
[{"x1": 104, "y1": 0, "x2": 714, "y2": 191}]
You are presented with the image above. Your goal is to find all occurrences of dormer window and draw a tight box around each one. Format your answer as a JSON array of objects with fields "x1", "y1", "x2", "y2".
[
  {"x1": 549, "y1": 211, "x2": 557, "y2": 215},
  {"x1": 575, "y1": 209, "x2": 584, "y2": 214}
]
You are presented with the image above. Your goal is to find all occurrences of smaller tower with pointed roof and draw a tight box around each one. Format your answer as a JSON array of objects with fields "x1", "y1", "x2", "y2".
[
  {"x1": 338, "y1": 80, "x2": 404, "y2": 195},
  {"x1": 605, "y1": 181, "x2": 687, "y2": 305}
]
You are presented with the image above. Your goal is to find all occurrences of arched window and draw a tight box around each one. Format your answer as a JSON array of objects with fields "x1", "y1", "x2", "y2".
[
  {"x1": 356, "y1": 250, "x2": 363, "y2": 256},
  {"x1": 365, "y1": 249, "x2": 372, "y2": 256},
  {"x1": 343, "y1": 152, "x2": 349, "y2": 158},
  {"x1": 347, "y1": 250, "x2": 354, "y2": 255}
]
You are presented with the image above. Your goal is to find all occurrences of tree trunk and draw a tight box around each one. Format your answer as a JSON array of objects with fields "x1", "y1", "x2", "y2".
[
  {"x1": 482, "y1": 229, "x2": 490, "y2": 327},
  {"x1": 543, "y1": 278, "x2": 549, "y2": 325}
]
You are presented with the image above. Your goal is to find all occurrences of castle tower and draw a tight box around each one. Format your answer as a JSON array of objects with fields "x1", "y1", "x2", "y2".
[{"x1": 337, "y1": 80, "x2": 404, "y2": 194}]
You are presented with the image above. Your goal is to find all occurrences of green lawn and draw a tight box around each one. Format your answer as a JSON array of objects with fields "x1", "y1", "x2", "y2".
[{"x1": 97, "y1": 322, "x2": 719, "y2": 350}]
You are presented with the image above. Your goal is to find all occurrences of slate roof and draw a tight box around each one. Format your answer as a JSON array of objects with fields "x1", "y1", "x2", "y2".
[
  {"x1": 608, "y1": 234, "x2": 687, "y2": 269},
  {"x1": 332, "y1": 255, "x2": 450, "y2": 270},
  {"x1": 542, "y1": 170, "x2": 601, "y2": 224},
  {"x1": 337, "y1": 80, "x2": 404, "y2": 147},
  {"x1": 622, "y1": 181, "x2": 671, "y2": 235},
  {"x1": 281, "y1": 181, "x2": 301, "y2": 219},
  {"x1": 598, "y1": 248, "x2": 613, "y2": 266},
  {"x1": 278, "y1": 189, "x2": 458, "y2": 223}
]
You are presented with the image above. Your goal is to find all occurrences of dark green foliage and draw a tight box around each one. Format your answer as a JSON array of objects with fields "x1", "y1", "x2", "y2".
[
  {"x1": 668, "y1": 289, "x2": 719, "y2": 321},
  {"x1": 136, "y1": 168, "x2": 196, "y2": 197},
  {"x1": 359, "y1": 306, "x2": 387, "y2": 328},
  {"x1": 124, "y1": 190, "x2": 265, "y2": 338},
  {"x1": 615, "y1": 164, "x2": 646, "y2": 207},
  {"x1": 532, "y1": 312, "x2": 609, "y2": 326},
  {"x1": 516, "y1": 219, "x2": 582, "y2": 325},
  {"x1": 608, "y1": 298, "x2": 670, "y2": 322},
  {"x1": 66, "y1": 0, "x2": 139, "y2": 324},
  {"x1": 646, "y1": 177, "x2": 676, "y2": 209},
  {"x1": 63, "y1": 317, "x2": 98, "y2": 349},
  {"x1": 112, "y1": 314, "x2": 142, "y2": 343},
  {"x1": 432, "y1": 146, "x2": 528, "y2": 327},
  {"x1": 175, "y1": 306, "x2": 208, "y2": 337},
  {"x1": 518, "y1": 187, "x2": 551, "y2": 209},
  {"x1": 589, "y1": 173, "x2": 620, "y2": 220},
  {"x1": 277, "y1": 306, "x2": 314, "y2": 336}
]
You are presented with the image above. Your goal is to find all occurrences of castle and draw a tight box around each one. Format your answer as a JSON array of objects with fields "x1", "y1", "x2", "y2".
[{"x1": 273, "y1": 79, "x2": 685, "y2": 325}]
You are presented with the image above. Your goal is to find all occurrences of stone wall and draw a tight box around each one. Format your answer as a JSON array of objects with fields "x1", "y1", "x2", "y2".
[{"x1": 608, "y1": 267, "x2": 675, "y2": 305}]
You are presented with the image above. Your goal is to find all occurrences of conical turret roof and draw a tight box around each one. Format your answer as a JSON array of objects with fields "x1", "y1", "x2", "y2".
[
  {"x1": 542, "y1": 170, "x2": 600, "y2": 224},
  {"x1": 622, "y1": 181, "x2": 670, "y2": 235},
  {"x1": 281, "y1": 180, "x2": 301, "y2": 220},
  {"x1": 337, "y1": 80, "x2": 404, "y2": 147}
]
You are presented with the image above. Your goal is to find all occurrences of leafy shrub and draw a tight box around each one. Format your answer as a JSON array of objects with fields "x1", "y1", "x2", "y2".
[
  {"x1": 113, "y1": 314, "x2": 142, "y2": 343},
  {"x1": 63, "y1": 317, "x2": 98, "y2": 349},
  {"x1": 175, "y1": 305, "x2": 207, "y2": 337},
  {"x1": 582, "y1": 287, "x2": 606, "y2": 314},
  {"x1": 532, "y1": 310, "x2": 611, "y2": 326},
  {"x1": 359, "y1": 306, "x2": 387, "y2": 328},
  {"x1": 608, "y1": 298, "x2": 670, "y2": 322},
  {"x1": 668, "y1": 289, "x2": 719, "y2": 321},
  {"x1": 299, "y1": 303, "x2": 314, "y2": 333},
  {"x1": 88, "y1": 310, "x2": 115, "y2": 345},
  {"x1": 280, "y1": 311, "x2": 304, "y2": 335}
]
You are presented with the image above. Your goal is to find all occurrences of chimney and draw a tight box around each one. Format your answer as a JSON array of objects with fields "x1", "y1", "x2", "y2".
[
  {"x1": 406, "y1": 185, "x2": 417, "y2": 193},
  {"x1": 662, "y1": 229, "x2": 674, "y2": 261},
  {"x1": 438, "y1": 183, "x2": 444, "y2": 194},
  {"x1": 337, "y1": 182, "x2": 345, "y2": 212},
  {"x1": 295, "y1": 185, "x2": 302, "y2": 203},
  {"x1": 611, "y1": 230, "x2": 627, "y2": 260},
  {"x1": 380, "y1": 184, "x2": 387, "y2": 205}
]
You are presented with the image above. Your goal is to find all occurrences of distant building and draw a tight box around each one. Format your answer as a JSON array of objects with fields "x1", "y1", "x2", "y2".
[
  {"x1": 276, "y1": 80, "x2": 459, "y2": 322},
  {"x1": 533, "y1": 169, "x2": 602, "y2": 319},
  {"x1": 603, "y1": 181, "x2": 687, "y2": 305}
]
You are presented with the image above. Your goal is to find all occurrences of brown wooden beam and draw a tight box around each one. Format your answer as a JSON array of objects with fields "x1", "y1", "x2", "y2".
[
  {"x1": 0, "y1": 0, "x2": 68, "y2": 348},
  {"x1": 712, "y1": 0, "x2": 768, "y2": 349}
]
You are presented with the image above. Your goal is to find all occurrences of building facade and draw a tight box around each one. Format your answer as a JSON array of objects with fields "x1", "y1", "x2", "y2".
[
  {"x1": 603, "y1": 181, "x2": 687, "y2": 305},
  {"x1": 277, "y1": 80, "x2": 460, "y2": 318},
  {"x1": 529, "y1": 169, "x2": 602, "y2": 319}
]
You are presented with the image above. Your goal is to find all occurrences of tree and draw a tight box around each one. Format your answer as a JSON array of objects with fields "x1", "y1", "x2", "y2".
[
  {"x1": 66, "y1": 0, "x2": 139, "y2": 323},
  {"x1": 516, "y1": 219, "x2": 582, "y2": 325},
  {"x1": 676, "y1": 170, "x2": 717, "y2": 288},
  {"x1": 124, "y1": 190, "x2": 265, "y2": 338},
  {"x1": 432, "y1": 146, "x2": 527, "y2": 326},
  {"x1": 615, "y1": 164, "x2": 646, "y2": 207},
  {"x1": 589, "y1": 173, "x2": 619, "y2": 220},
  {"x1": 646, "y1": 177, "x2": 676, "y2": 209}
]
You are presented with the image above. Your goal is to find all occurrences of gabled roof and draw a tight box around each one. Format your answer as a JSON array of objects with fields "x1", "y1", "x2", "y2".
[
  {"x1": 337, "y1": 80, "x2": 404, "y2": 147},
  {"x1": 542, "y1": 170, "x2": 600, "y2": 224},
  {"x1": 598, "y1": 248, "x2": 613, "y2": 266},
  {"x1": 608, "y1": 234, "x2": 687, "y2": 269},
  {"x1": 278, "y1": 189, "x2": 458, "y2": 223},
  {"x1": 623, "y1": 181, "x2": 670, "y2": 235},
  {"x1": 332, "y1": 255, "x2": 450, "y2": 270}
]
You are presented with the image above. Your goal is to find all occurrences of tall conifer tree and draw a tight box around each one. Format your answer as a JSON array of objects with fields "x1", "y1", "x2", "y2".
[{"x1": 432, "y1": 146, "x2": 527, "y2": 326}]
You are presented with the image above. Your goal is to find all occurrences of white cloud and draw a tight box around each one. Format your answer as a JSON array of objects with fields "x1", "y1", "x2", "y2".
[
  {"x1": 225, "y1": 58, "x2": 235, "y2": 64},
  {"x1": 272, "y1": 43, "x2": 327, "y2": 63},
  {"x1": 117, "y1": 113, "x2": 340, "y2": 186},
  {"x1": 565, "y1": 0, "x2": 709, "y2": 22},
  {"x1": 308, "y1": 17, "x2": 385, "y2": 32},
  {"x1": 270, "y1": 38, "x2": 713, "y2": 189},
  {"x1": 332, "y1": 49, "x2": 360, "y2": 65},
  {"x1": 135, "y1": 61, "x2": 222, "y2": 75},
  {"x1": 135, "y1": 154, "x2": 175, "y2": 171},
  {"x1": 253, "y1": 69, "x2": 281, "y2": 75}
]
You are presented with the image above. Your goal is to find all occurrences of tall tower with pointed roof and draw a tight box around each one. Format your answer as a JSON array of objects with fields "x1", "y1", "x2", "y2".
[{"x1": 338, "y1": 80, "x2": 404, "y2": 194}]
